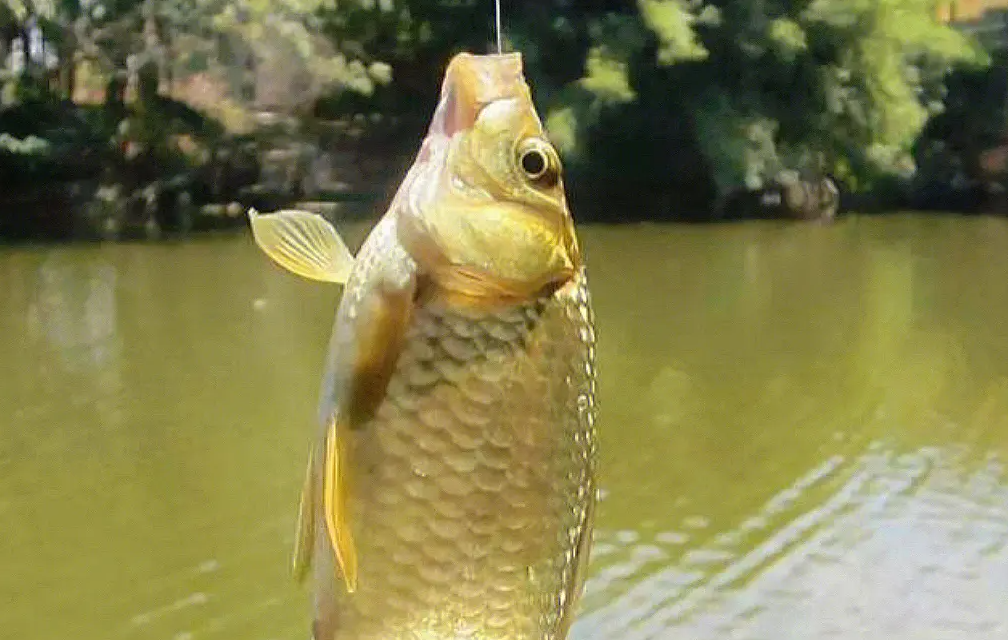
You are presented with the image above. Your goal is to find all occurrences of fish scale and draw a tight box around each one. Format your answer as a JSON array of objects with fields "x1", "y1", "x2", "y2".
[{"x1": 325, "y1": 273, "x2": 596, "y2": 640}]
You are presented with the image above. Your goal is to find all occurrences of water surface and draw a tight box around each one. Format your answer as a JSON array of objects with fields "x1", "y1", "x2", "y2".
[{"x1": 3, "y1": 215, "x2": 1008, "y2": 639}]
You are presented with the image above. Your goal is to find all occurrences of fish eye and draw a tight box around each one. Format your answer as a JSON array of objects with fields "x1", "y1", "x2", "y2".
[
  {"x1": 516, "y1": 138, "x2": 560, "y2": 188},
  {"x1": 521, "y1": 149, "x2": 547, "y2": 177}
]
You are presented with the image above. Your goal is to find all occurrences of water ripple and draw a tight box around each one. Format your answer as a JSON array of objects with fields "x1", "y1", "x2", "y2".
[{"x1": 575, "y1": 445, "x2": 1008, "y2": 640}]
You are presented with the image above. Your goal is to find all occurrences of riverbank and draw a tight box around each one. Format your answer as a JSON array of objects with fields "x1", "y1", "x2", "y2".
[
  {"x1": 0, "y1": 104, "x2": 410, "y2": 241},
  {"x1": 5, "y1": 106, "x2": 1008, "y2": 240}
]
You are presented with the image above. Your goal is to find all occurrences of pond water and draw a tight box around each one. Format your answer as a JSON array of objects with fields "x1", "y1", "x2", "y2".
[{"x1": 3, "y1": 214, "x2": 1008, "y2": 640}]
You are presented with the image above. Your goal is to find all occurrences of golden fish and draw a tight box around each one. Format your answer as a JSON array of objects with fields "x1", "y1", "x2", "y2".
[{"x1": 249, "y1": 52, "x2": 598, "y2": 640}]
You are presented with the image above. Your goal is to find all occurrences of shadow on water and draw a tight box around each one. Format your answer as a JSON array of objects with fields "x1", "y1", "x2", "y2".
[{"x1": 2, "y1": 216, "x2": 1008, "y2": 639}]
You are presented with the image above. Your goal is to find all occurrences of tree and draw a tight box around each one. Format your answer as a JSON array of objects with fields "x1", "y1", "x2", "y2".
[
  {"x1": 538, "y1": 0, "x2": 986, "y2": 218},
  {"x1": 915, "y1": 48, "x2": 1008, "y2": 182}
]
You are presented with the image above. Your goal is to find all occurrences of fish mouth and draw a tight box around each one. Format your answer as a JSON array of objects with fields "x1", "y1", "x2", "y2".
[{"x1": 429, "y1": 52, "x2": 526, "y2": 138}]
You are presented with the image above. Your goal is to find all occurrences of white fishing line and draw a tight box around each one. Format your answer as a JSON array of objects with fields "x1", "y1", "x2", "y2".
[{"x1": 495, "y1": 0, "x2": 503, "y2": 53}]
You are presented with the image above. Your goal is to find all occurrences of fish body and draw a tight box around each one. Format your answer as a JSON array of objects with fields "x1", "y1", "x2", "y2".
[{"x1": 250, "y1": 52, "x2": 597, "y2": 640}]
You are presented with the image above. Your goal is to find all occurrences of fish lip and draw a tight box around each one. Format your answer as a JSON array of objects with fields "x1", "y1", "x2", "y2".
[{"x1": 429, "y1": 52, "x2": 526, "y2": 138}]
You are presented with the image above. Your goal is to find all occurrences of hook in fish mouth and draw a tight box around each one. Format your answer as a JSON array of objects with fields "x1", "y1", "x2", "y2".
[{"x1": 430, "y1": 53, "x2": 527, "y2": 138}]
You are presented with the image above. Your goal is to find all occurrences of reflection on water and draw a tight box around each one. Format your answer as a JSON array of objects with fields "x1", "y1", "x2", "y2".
[
  {"x1": 26, "y1": 254, "x2": 120, "y2": 372},
  {"x1": 3, "y1": 216, "x2": 1008, "y2": 639},
  {"x1": 579, "y1": 448, "x2": 1008, "y2": 640}
]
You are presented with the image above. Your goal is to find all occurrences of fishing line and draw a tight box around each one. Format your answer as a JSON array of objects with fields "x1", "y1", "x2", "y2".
[{"x1": 495, "y1": 0, "x2": 503, "y2": 53}]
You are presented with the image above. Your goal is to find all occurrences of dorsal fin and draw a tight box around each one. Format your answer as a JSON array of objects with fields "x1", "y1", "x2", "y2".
[{"x1": 248, "y1": 208, "x2": 354, "y2": 283}]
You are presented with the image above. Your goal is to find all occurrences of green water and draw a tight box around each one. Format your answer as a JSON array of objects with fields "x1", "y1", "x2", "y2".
[{"x1": 4, "y1": 215, "x2": 1008, "y2": 639}]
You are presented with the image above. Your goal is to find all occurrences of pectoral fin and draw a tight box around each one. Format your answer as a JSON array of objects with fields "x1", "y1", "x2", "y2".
[
  {"x1": 309, "y1": 281, "x2": 416, "y2": 594},
  {"x1": 248, "y1": 208, "x2": 354, "y2": 283}
]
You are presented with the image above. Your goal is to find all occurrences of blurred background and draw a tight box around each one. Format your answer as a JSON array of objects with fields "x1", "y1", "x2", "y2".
[
  {"x1": 5, "y1": 0, "x2": 1008, "y2": 234},
  {"x1": 4, "y1": 2, "x2": 1008, "y2": 640}
]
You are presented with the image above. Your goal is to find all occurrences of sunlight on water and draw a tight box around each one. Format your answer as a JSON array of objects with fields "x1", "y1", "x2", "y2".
[
  {"x1": 3, "y1": 216, "x2": 1008, "y2": 639},
  {"x1": 575, "y1": 447, "x2": 1008, "y2": 640},
  {"x1": 570, "y1": 216, "x2": 1008, "y2": 640}
]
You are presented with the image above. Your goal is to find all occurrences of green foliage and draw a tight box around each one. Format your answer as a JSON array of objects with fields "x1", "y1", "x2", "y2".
[
  {"x1": 0, "y1": 100, "x2": 107, "y2": 181},
  {"x1": 915, "y1": 48, "x2": 1008, "y2": 184},
  {"x1": 798, "y1": 0, "x2": 980, "y2": 177},
  {"x1": 535, "y1": 0, "x2": 988, "y2": 217},
  {"x1": 315, "y1": 0, "x2": 482, "y2": 109},
  {"x1": 0, "y1": 0, "x2": 384, "y2": 109},
  {"x1": 305, "y1": 0, "x2": 985, "y2": 216},
  {"x1": 0, "y1": 132, "x2": 50, "y2": 154},
  {"x1": 639, "y1": 0, "x2": 707, "y2": 64},
  {"x1": 543, "y1": 13, "x2": 644, "y2": 156},
  {"x1": 0, "y1": 0, "x2": 998, "y2": 221}
]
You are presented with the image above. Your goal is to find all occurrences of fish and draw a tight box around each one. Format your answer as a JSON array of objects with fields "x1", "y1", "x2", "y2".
[{"x1": 248, "y1": 51, "x2": 598, "y2": 640}]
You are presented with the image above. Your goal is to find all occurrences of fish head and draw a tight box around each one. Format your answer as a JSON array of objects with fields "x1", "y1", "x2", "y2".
[{"x1": 398, "y1": 52, "x2": 580, "y2": 304}]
